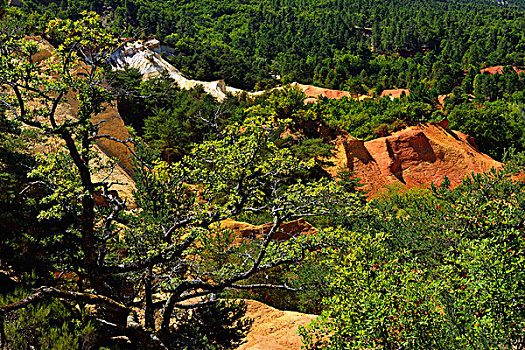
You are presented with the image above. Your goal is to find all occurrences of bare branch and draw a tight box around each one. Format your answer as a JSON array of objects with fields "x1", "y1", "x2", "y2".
[
  {"x1": 89, "y1": 134, "x2": 134, "y2": 144},
  {"x1": 19, "y1": 181, "x2": 54, "y2": 196},
  {"x1": 229, "y1": 283, "x2": 300, "y2": 292},
  {"x1": 0, "y1": 287, "x2": 129, "y2": 315},
  {"x1": 173, "y1": 299, "x2": 218, "y2": 310}
]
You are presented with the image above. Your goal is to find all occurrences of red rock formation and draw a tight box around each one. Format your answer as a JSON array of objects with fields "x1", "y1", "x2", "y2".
[
  {"x1": 255, "y1": 82, "x2": 362, "y2": 104},
  {"x1": 291, "y1": 82, "x2": 353, "y2": 100},
  {"x1": 480, "y1": 66, "x2": 525, "y2": 75},
  {"x1": 324, "y1": 120, "x2": 501, "y2": 195},
  {"x1": 380, "y1": 88, "x2": 410, "y2": 99},
  {"x1": 261, "y1": 218, "x2": 317, "y2": 240}
]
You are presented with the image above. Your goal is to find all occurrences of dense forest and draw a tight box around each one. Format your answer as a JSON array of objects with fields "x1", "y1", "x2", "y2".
[
  {"x1": 12, "y1": 0, "x2": 525, "y2": 90},
  {"x1": 8, "y1": 0, "x2": 525, "y2": 160},
  {"x1": 1, "y1": 0, "x2": 525, "y2": 349}
]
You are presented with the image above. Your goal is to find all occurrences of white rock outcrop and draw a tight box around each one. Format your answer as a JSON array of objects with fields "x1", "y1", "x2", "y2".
[
  {"x1": 108, "y1": 39, "x2": 363, "y2": 103},
  {"x1": 109, "y1": 39, "x2": 243, "y2": 101}
]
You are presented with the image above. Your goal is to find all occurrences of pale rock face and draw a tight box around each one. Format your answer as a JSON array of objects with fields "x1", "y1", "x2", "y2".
[
  {"x1": 108, "y1": 40, "x2": 359, "y2": 102},
  {"x1": 109, "y1": 40, "x2": 243, "y2": 101}
]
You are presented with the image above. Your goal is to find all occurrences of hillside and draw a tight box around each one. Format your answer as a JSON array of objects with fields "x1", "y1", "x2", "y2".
[
  {"x1": 1, "y1": 5, "x2": 525, "y2": 350},
  {"x1": 24, "y1": 0, "x2": 525, "y2": 92},
  {"x1": 324, "y1": 120, "x2": 501, "y2": 195},
  {"x1": 84, "y1": 37, "x2": 504, "y2": 198},
  {"x1": 109, "y1": 39, "x2": 360, "y2": 103}
]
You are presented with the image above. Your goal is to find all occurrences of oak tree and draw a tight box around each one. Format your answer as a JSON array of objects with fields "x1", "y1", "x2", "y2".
[{"x1": 0, "y1": 12, "x2": 356, "y2": 348}]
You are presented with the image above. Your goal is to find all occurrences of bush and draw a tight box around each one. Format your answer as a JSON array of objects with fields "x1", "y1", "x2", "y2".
[{"x1": 300, "y1": 159, "x2": 525, "y2": 349}]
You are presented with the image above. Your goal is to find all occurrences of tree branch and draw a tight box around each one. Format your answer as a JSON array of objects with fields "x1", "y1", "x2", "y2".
[
  {"x1": 0, "y1": 287, "x2": 129, "y2": 315},
  {"x1": 229, "y1": 283, "x2": 300, "y2": 292}
]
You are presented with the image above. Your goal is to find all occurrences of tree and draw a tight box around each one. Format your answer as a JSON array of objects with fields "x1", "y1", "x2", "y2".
[
  {"x1": 300, "y1": 157, "x2": 525, "y2": 349},
  {"x1": 448, "y1": 100, "x2": 525, "y2": 160},
  {"x1": 0, "y1": 0, "x2": 6, "y2": 18},
  {"x1": 0, "y1": 13, "x2": 356, "y2": 348}
]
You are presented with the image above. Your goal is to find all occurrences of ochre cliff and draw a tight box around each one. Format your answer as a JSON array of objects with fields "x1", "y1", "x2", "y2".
[
  {"x1": 239, "y1": 300, "x2": 316, "y2": 350},
  {"x1": 290, "y1": 82, "x2": 353, "y2": 101},
  {"x1": 324, "y1": 120, "x2": 501, "y2": 195},
  {"x1": 26, "y1": 37, "x2": 136, "y2": 206}
]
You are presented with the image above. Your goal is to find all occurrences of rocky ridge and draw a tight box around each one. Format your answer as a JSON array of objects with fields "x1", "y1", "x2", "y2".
[
  {"x1": 109, "y1": 39, "x2": 244, "y2": 101},
  {"x1": 109, "y1": 39, "x2": 359, "y2": 102},
  {"x1": 325, "y1": 120, "x2": 501, "y2": 195}
]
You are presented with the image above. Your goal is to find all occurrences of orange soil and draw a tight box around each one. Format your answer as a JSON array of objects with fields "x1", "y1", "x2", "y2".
[{"x1": 324, "y1": 120, "x2": 501, "y2": 195}]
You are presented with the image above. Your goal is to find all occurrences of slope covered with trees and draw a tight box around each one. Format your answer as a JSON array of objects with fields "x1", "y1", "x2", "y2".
[
  {"x1": 300, "y1": 157, "x2": 525, "y2": 349},
  {"x1": 1, "y1": 0, "x2": 525, "y2": 349},
  {"x1": 10, "y1": 0, "x2": 524, "y2": 160},
  {"x1": 14, "y1": 0, "x2": 525, "y2": 91}
]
